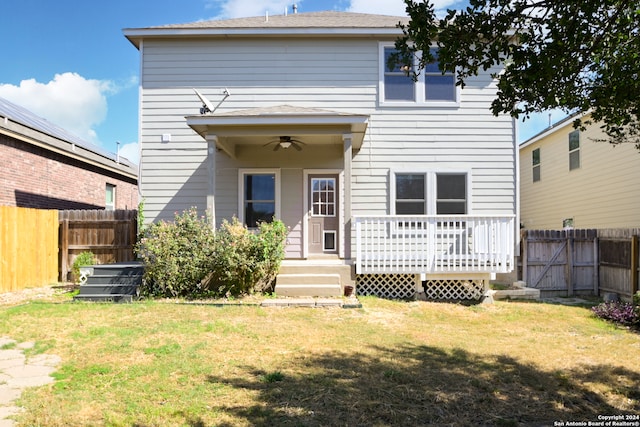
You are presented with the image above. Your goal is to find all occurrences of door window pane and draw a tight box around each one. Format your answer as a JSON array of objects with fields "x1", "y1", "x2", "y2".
[{"x1": 311, "y1": 178, "x2": 336, "y2": 217}]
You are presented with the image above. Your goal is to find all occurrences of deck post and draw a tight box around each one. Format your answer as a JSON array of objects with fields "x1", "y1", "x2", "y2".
[
  {"x1": 206, "y1": 134, "x2": 218, "y2": 230},
  {"x1": 343, "y1": 134, "x2": 353, "y2": 260}
]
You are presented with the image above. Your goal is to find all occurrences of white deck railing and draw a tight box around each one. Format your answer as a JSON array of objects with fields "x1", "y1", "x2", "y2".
[{"x1": 354, "y1": 215, "x2": 516, "y2": 275}]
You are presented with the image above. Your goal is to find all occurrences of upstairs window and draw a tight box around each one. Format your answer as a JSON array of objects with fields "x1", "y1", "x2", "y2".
[
  {"x1": 569, "y1": 130, "x2": 580, "y2": 170},
  {"x1": 532, "y1": 148, "x2": 541, "y2": 182},
  {"x1": 424, "y1": 49, "x2": 456, "y2": 101},
  {"x1": 105, "y1": 184, "x2": 115, "y2": 210},
  {"x1": 383, "y1": 47, "x2": 415, "y2": 102},
  {"x1": 381, "y1": 45, "x2": 458, "y2": 106}
]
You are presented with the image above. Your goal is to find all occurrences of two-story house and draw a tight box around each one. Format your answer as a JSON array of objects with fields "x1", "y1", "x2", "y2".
[
  {"x1": 520, "y1": 113, "x2": 640, "y2": 230},
  {"x1": 124, "y1": 10, "x2": 518, "y2": 300}
]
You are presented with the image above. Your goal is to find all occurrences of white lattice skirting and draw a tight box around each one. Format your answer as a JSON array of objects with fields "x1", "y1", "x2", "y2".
[
  {"x1": 356, "y1": 274, "x2": 487, "y2": 301},
  {"x1": 356, "y1": 274, "x2": 416, "y2": 299},
  {"x1": 423, "y1": 279, "x2": 486, "y2": 301}
]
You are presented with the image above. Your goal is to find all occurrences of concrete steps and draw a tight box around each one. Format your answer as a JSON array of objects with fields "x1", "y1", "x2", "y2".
[
  {"x1": 73, "y1": 262, "x2": 143, "y2": 303},
  {"x1": 274, "y1": 261, "x2": 354, "y2": 297}
]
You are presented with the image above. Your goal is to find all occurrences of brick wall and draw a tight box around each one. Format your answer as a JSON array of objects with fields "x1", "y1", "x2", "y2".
[{"x1": 0, "y1": 134, "x2": 138, "y2": 210}]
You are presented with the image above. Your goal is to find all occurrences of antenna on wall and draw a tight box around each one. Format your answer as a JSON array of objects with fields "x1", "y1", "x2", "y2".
[{"x1": 193, "y1": 88, "x2": 230, "y2": 115}]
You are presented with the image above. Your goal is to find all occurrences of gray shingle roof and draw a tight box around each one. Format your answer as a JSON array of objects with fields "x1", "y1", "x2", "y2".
[
  {"x1": 214, "y1": 104, "x2": 358, "y2": 117},
  {"x1": 152, "y1": 11, "x2": 407, "y2": 30}
]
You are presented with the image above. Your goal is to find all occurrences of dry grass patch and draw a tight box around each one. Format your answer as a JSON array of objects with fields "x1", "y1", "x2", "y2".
[{"x1": 0, "y1": 295, "x2": 638, "y2": 426}]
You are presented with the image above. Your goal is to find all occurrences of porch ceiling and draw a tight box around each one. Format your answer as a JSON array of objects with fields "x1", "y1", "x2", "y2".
[{"x1": 186, "y1": 105, "x2": 369, "y2": 158}]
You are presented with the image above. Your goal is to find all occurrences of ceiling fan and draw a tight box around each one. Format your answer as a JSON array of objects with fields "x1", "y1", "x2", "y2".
[{"x1": 263, "y1": 136, "x2": 305, "y2": 151}]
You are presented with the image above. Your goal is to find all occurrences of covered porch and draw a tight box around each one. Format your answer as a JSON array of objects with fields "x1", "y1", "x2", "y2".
[
  {"x1": 186, "y1": 104, "x2": 368, "y2": 261},
  {"x1": 186, "y1": 105, "x2": 367, "y2": 297}
]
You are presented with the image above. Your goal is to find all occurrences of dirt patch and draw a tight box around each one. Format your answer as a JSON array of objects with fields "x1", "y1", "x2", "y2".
[{"x1": 0, "y1": 285, "x2": 75, "y2": 306}]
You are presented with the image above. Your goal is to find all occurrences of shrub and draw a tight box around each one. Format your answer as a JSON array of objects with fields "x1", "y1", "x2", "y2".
[
  {"x1": 204, "y1": 218, "x2": 287, "y2": 296},
  {"x1": 71, "y1": 251, "x2": 97, "y2": 283},
  {"x1": 136, "y1": 208, "x2": 216, "y2": 298},
  {"x1": 591, "y1": 300, "x2": 639, "y2": 328},
  {"x1": 136, "y1": 209, "x2": 287, "y2": 299}
]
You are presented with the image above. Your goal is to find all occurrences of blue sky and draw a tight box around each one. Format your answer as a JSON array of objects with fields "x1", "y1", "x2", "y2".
[{"x1": 0, "y1": 0, "x2": 564, "y2": 164}]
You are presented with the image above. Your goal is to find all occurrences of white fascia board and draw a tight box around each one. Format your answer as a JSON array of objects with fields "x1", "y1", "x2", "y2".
[
  {"x1": 186, "y1": 114, "x2": 368, "y2": 127},
  {"x1": 124, "y1": 27, "x2": 402, "y2": 47}
]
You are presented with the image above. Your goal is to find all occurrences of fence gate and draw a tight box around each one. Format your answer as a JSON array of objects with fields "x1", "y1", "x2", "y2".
[
  {"x1": 522, "y1": 229, "x2": 598, "y2": 297},
  {"x1": 598, "y1": 229, "x2": 640, "y2": 299}
]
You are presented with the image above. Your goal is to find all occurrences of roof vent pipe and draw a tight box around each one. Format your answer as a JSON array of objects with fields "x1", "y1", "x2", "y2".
[
  {"x1": 293, "y1": 4, "x2": 298, "y2": 13},
  {"x1": 265, "y1": 11, "x2": 268, "y2": 22}
]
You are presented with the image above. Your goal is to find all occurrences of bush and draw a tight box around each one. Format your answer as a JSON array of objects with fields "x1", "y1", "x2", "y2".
[
  {"x1": 136, "y1": 208, "x2": 216, "y2": 298},
  {"x1": 204, "y1": 218, "x2": 287, "y2": 296},
  {"x1": 591, "y1": 300, "x2": 639, "y2": 328},
  {"x1": 136, "y1": 209, "x2": 287, "y2": 299},
  {"x1": 71, "y1": 251, "x2": 97, "y2": 283}
]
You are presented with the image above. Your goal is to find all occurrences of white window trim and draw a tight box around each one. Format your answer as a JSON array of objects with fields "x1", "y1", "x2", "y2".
[
  {"x1": 390, "y1": 170, "x2": 471, "y2": 216},
  {"x1": 379, "y1": 43, "x2": 460, "y2": 108},
  {"x1": 532, "y1": 148, "x2": 541, "y2": 182},
  {"x1": 310, "y1": 177, "x2": 337, "y2": 218},
  {"x1": 105, "y1": 183, "x2": 116, "y2": 211},
  {"x1": 569, "y1": 130, "x2": 580, "y2": 171},
  {"x1": 238, "y1": 169, "x2": 281, "y2": 227}
]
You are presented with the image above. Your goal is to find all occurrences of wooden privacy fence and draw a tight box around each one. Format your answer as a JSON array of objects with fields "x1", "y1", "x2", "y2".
[
  {"x1": 521, "y1": 229, "x2": 640, "y2": 299},
  {"x1": 0, "y1": 206, "x2": 58, "y2": 292},
  {"x1": 59, "y1": 210, "x2": 138, "y2": 281}
]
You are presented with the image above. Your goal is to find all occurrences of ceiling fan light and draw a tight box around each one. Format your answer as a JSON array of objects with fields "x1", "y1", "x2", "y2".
[{"x1": 279, "y1": 141, "x2": 292, "y2": 149}]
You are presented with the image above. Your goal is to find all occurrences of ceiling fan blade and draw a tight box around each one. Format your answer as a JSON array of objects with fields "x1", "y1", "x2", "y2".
[
  {"x1": 292, "y1": 142, "x2": 302, "y2": 151},
  {"x1": 273, "y1": 143, "x2": 281, "y2": 151}
]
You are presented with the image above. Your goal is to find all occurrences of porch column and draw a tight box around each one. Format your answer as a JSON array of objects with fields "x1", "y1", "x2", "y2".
[
  {"x1": 206, "y1": 134, "x2": 218, "y2": 229},
  {"x1": 343, "y1": 133, "x2": 353, "y2": 259}
]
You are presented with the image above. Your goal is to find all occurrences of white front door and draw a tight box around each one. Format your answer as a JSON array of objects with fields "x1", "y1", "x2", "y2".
[{"x1": 308, "y1": 174, "x2": 339, "y2": 255}]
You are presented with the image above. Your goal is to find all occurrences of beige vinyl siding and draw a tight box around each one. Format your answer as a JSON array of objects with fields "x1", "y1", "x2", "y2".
[
  {"x1": 138, "y1": 36, "x2": 516, "y2": 256},
  {"x1": 520, "y1": 116, "x2": 640, "y2": 229}
]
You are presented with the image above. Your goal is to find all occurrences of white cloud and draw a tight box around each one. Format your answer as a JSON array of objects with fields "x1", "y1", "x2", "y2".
[
  {"x1": 205, "y1": 0, "x2": 463, "y2": 20},
  {"x1": 0, "y1": 72, "x2": 114, "y2": 144},
  {"x1": 118, "y1": 141, "x2": 140, "y2": 165},
  {"x1": 347, "y1": 0, "x2": 408, "y2": 15},
  {"x1": 347, "y1": 0, "x2": 461, "y2": 16},
  {"x1": 206, "y1": 0, "x2": 295, "y2": 19}
]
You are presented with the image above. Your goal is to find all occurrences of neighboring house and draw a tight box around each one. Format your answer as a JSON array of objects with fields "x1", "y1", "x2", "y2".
[
  {"x1": 124, "y1": 10, "x2": 518, "y2": 299},
  {"x1": 520, "y1": 113, "x2": 640, "y2": 230},
  {"x1": 0, "y1": 97, "x2": 138, "y2": 210}
]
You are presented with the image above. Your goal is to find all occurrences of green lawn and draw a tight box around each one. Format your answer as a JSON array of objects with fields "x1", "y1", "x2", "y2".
[{"x1": 1, "y1": 295, "x2": 639, "y2": 426}]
